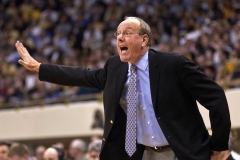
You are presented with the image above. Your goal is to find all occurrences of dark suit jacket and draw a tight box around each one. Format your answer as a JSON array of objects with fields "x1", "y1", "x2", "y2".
[{"x1": 39, "y1": 49, "x2": 231, "y2": 160}]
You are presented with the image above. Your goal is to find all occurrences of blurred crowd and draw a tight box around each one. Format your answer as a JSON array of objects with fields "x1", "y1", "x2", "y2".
[
  {"x1": 0, "y1": 137, "x2": 103, "y2": 160},
  {"x1": 1, "y1": 134, "x2": 240, "y2": 160},
  {"x1": 1, "y1": 0, "x2": 240, "y2": 107}
]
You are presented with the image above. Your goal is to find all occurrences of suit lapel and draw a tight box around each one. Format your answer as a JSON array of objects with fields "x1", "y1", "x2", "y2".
[
  {"x1": 149, "y1": 50, "x2": 161, "y2": 109},
  {"x1": 113, "y1": 62, "x2": 128, "y2": 113}
]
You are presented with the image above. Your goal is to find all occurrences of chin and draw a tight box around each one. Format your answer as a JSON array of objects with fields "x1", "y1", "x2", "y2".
[
  {"x1": 119, "y1": 56, "x2": 129, "y2": 62},
  {"x1": 120, "y1": 58, "x2": 128, "y2": 62}
]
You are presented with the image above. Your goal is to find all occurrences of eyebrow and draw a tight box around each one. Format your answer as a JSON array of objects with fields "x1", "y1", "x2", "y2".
[{"x1": 117, "y1": 25, "x2": 135, "y2": 31}]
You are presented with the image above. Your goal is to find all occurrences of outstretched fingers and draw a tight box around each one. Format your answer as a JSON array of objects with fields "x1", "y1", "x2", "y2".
[
  {"x1": 15, "y1": 41, "x2": 31, "y2": 67},
  {"x1": 15, "y1": 41, "x2": 29, "y2": 59}
]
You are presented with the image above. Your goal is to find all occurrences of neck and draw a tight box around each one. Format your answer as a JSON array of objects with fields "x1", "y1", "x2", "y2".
[{"x1": 131, "y1": 47, "x2": 149, "y2": 64}]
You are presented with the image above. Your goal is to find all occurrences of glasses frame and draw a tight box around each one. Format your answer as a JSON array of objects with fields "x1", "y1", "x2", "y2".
[{"x1": 114, "y1": 31, "x2": 140, "y2": 38}]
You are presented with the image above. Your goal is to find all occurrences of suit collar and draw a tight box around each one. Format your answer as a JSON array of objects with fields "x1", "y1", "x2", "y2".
[
  {"x1": 148, "y1": 49, "x2": 161, "y2": 109},
  {"x1": 134, "y1": 51, "x2": 149, "y2": 71}
]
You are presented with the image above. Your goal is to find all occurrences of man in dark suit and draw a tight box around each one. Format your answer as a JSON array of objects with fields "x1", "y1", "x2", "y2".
[{"x1": 15, "y1": 17, "x2": 231, "y2": 160}]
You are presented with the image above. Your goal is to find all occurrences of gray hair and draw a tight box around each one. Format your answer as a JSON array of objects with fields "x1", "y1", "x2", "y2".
[
  {"x1": 88, "y1": 140, "x2": 102, "y2": 152},
  {"x1": 125, "y1": 17, "x2": 152, "y2": 46},
  {"x1": 70, "y1": 139, "x2": 86, "y2": 153}
]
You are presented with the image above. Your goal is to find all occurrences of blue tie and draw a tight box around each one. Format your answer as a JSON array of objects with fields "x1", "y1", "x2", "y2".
[{"x1": 125, "y1": 64, "x2": 137, "y2": 157}]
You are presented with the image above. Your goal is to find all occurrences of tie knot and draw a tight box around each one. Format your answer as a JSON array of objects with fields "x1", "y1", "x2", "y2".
[{"x1": 131, "y1": 64, "x2": 138, "y2": 71}]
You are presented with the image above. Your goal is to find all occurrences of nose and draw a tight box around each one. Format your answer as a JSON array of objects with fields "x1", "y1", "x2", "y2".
[{"x1": 117, "y1": 34, "x2": 124, "y2": 42}]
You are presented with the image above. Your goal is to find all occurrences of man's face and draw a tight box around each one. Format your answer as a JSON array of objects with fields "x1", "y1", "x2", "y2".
[
  {"x1": 0, "y1": 145, "x2": 9, "y2": 160},
  {"x1": 88, "y1": 151, "x2": 100, "y2": 160},
  {"x1": 116, "y1": 18, "x2": 147, "y2": 64}
]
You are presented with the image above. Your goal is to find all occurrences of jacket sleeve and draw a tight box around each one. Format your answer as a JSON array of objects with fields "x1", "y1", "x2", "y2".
[
  {"x1": 39, "y1": 61, "x2": 108, "y2": 90},
  {"x1": 178, "y1": 54, "x2": 231, "y2": 151}
]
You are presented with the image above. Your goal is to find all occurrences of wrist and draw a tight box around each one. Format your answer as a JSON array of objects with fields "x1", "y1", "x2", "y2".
[{"x1": 35, "y1": 63, "x2": 41, "y2": 72}]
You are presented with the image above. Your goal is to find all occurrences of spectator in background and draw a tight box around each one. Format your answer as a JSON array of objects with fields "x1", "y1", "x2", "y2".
[
  {"x1": 52, "y1": 143, "x2": 67, "y2": 160},
  {"x1": 3, "y1": 0, "x2": 240, "y2": 107},
  {"x1": 226, "y1": 49, "x2": 240, "y2": 88},
  {"x1": 91, "y1": 109, "x2": 104, "y2": 129},
  {"x1": 28, "y1": 81, "x2": 47, "y2": 100},
  {"x1": 89, "y1": 136, "x2": 101, "y2": 143},
  {"x1": 52, "y1": 143, "x2": 64, "y2": 151},
  {"x1": 44, "y1": 83, "x2": 63, "y2": 104},
  {"x1": 8, "y1": 143, "x2": 31, "y2": 160},
  {"x1": 195, "y1": 54, "x2": 206, "y2": 72},
  {"x1": 173, "y1": 46, "x2": 193, "y2": 61},
  {"x1": 157, "y1": 43, "x2": 171, "y2": 52},
  {"x1": 215, "y1": 50, "x2": 231, "y2": 88},
  {"x1": 35, "y1": 146, "x2": 46, "y2": 160},
  {"x1": 0, "y1": 142, "x2": 11, "y2": 160},
  {"x1": 232, "y1": 139, "x2": 240, "y2": 158},
  {"x1": 43, "y1": 148, "x2": 58, "y2": 160},
  {"x1": 204, "y1": 65, "x2": 216, "y2": 80},
  {"x1": 103, "y1": 0, "x2": 122, "y2": 24},
  {"x1": 87, "y1": 140, "x2": 102, "y2": 160},
  {"x1": 68, "y1": 139, "x2": 87, "y2": 160}
]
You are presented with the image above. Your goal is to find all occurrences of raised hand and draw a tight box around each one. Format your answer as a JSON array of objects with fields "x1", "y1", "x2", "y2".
[{"x1": 15, "y1": 41, "x2": 41, "y2": 72}]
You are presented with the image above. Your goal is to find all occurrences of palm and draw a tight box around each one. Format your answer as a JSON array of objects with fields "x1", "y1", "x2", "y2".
[{"x1": 15, "y1": 41, "x2": 40, "y2": 72}]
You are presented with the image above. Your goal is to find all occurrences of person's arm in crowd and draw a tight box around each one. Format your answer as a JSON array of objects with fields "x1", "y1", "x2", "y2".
[{"x1": 15, "y1": 41, "x2": 41, "y2": 72}]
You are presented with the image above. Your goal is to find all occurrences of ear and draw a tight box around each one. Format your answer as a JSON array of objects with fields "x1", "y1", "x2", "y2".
[{"x1": 141, "y1": 34, "x2": 149, "y2": 47}]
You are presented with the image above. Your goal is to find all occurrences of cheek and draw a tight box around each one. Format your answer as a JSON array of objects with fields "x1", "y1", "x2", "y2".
[{"x1": 128, "y1": 43, "x2": 141, "y2": 54}]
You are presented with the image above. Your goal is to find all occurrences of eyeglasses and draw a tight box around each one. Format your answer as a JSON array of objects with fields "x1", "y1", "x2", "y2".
[{"x1": 114, "y1": 31, "x2": 140, "y2": 38}]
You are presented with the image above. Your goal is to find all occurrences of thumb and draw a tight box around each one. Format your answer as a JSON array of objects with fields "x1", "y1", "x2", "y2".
[
  {"x1": 18, "y1": 59, "x2": 24, "y2": 65},
  {"x1": 18, "y1": 59, "x2": 28, "y2": 68},
  {"x1": 18, "y1": 59, "x2": 40, "y2": 72}
]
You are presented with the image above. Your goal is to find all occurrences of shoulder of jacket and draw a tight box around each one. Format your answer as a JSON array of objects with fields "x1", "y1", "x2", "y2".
[
  {"x1": 108, "y1": 54, "x2": 120, "y2": 61},
  {"x1": 149, "y1": 48, "x2": 182, "y2": 61},
  {"x1": 104, "y1": 55, "x2": 126, "y2": 68}
]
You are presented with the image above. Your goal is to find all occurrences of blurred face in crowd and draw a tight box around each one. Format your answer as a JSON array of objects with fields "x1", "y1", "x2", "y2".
[
  {"x1": 0, "y1": 145, "x2": 9, "y2": 160},
  {"x1": 8, "y1": 155, "x2": 28, "y2": 160},
  {"x1": 116, "y1": 18, "x2": 149, "y2": 64},
  {"x1": 35, "y1": 146, "x2": 46, "y2": 160},
  {"x1": 88, "y1": 150, "x2": 99, "y2": 160},
  {"x1": 43, "y1": 148, "x2": 58, "y2": 160},
  {"x1": 68, "y1": 147, "x2": 78, "y2": 158}
]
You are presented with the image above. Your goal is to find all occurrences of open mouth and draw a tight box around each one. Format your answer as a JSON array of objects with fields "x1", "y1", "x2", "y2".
[{"x1": 120, "y1": 47, "x2": 128, "y2": 52}]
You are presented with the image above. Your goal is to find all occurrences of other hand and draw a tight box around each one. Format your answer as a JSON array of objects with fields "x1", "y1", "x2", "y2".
[{"x1": 210, "y1": 151, "x2": 222, "y2": 160}]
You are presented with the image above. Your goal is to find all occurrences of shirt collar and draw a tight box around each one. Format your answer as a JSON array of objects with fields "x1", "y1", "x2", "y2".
[{"x1": 128, "y1": 51, "x2": 149, "y2": 71}]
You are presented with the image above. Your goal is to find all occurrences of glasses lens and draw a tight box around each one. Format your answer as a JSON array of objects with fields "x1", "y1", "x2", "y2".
[{"x1": 114, "y1": 32, "x2": 118, "y2": 37}]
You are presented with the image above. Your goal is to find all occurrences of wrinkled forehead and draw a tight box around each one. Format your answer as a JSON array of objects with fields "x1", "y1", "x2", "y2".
[{"x1": 117, "y1": 18, "x2": 140, "y2": 31}]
